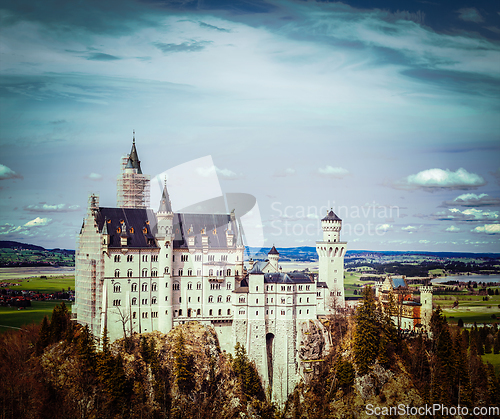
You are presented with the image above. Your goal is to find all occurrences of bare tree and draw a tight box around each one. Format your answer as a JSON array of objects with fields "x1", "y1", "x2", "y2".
[{"x1": 113, "y1": 306, "x2": 132, "y2": 349}]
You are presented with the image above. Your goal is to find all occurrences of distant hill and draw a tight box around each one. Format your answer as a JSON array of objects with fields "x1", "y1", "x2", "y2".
[{"x1": 0, "y1": 241, "x2": 75, "y2": 267}]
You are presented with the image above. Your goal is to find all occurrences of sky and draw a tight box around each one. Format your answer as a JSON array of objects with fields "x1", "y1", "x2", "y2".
[{"x1": 0, "y1": 0, "x2": 499, "y2": 253}]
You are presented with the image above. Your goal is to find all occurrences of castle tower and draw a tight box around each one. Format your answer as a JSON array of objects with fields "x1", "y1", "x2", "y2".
[
  {"x1": 117, "y1": 132, "x2": 151, "y2": 208},
  {"x1": 268, "y1": 246, "x2": 279, "y2": 272},
  {"x1": 419, "y1": 285, "x2": 433, "y2": 332},
  {"x1": 157, "y1": 180, "x2": 174, "y2": 334},
  {"x1": 316, "y1": 210, "x2": 346, "y2": 312}
]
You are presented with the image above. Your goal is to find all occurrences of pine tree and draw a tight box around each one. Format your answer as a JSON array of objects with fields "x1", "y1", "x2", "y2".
[
  {"x1": 335, "y1": 357, "x2": 355, "y2": 391},
  {"x1": 36, "y1": 315, "x2": 50, "y2": 354},
  {"x1": 493, "y1": 333, "x2": 500, "y2": 355},
  {"x1": 174, "y1": 331, "x2": 194, "y2": 394},
  {"x1": 353, "y1": 286, "x2": 379, "y2": 375}
]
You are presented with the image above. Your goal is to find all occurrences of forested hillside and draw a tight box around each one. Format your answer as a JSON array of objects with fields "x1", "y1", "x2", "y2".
[{"x1": 1, "y1": 293, "x2": 498, "y2": 419}]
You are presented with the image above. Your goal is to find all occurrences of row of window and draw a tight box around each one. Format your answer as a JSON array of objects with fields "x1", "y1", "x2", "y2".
[
  {"x1": 114, "y1": 255, "x2": 159, "y2": 262},
  {"x1": 174, "y1": 254, "x2": 237, "y2": 262},
  {"x1": 235, "y1": 309, "x2": 311, "y2": 316},
  {"x1": 114, "y1": 269, "x2": 158, "y2": 278},
  {"x1": 263, "y1": 284, "x2": 311, "y2": 292}
]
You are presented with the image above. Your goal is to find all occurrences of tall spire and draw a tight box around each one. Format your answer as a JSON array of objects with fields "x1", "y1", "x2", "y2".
[
  {"x1": 127, "y1": 131, "x2": 142, "y2": 174},
  {"x1": 159, "y1": 176, "x2": 172, "y2": 213}
]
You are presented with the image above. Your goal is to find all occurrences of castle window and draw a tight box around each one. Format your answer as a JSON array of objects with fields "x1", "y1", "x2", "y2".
[
  {"x1": 113, "y1": 283, "x2": 121, "y2": 293},
  {"x1": 181, "y1": 254, "x2": 188, "y2": 262},
  {"x1": 271, "y1": 310, "x2": 273, "y2": 314},
  {"x1": 173, "y1": 282, "x2": 179, "y2": 290},
  {"x1": 256, "y1": 311, "x2": 258, "y2": 316},
  {"x1": 317, "y1": 292, "x2": 321, "y2": 297},
  {"x1": 226, "y1": 295, "x2": 231, "y2": 302},
  {"x1": 217, "y1": 295, "x2": 222, "y2": 303},
  {"x1": 152, "y1": 282, "x2": 157, "y2": 291},
  {"x1": 226, "y1": 269, "x2": 231, "y2": 276},
  {"x1": 152, "y1": 270, "x2": 158, "y2": 277},
  {"x1": 218, "y1": 309, "x2": 222, "y2": 315},
  {"x1": 197, "y1": 309, "x2": 201, "y2": 315},
  {"x1": 307, "y1": 298, "x2": 309, "y2": 303},
  {"x1": 152, "y1": 255, "x2": 158, "y2": 262},
  {"x1": 152, "y1": 312, "x2": 158, "y2": 318},
  {"x1": 239, "y1": 310, "x2": 245, "y2": 315},
  {"x1": 227, "y1": 308, "x2": 231, "y2": 315},
  {"x1": 165, "y1": 267, "x2": 169, "y2": 274},
  {"x1": 142, "y1": 312, "x2": 148, "y2": 319},
  {"x1": 209, "y1": 295, "x2": 213, "y2": 303},
  {"x1": 188, "y1": 297, "x2": 191, "y2": 303},
  {"x1": 188, "y1": 269, "x2": 192, "y2": 276},
  {"x1": 281, "y1": 310, "x2": 285, "y2": 315},
  {"x1": 195, "y1": 255, "x2": 201, "y2": 262},
  {"x1": 256, "y1": 299, "x2": 258, "y2": 304},
  {"x1": 132, "y1": 298, "x2": 137, "y2": 305},
  {"x1": 299, "y1": 298, "x2": 302, "y2": 303},
  {"x1": 299, "y1": 310, "x2": 302, "y2": 314},
  {"x1": 307, "y1": 309, "x2": 309, "y2": 314},
  {"x1": 299, "y1": 285, "x2": 303, "y2": 291},
  {"x1": 281, "y1": 286, "x2": 285, "y2": 291},
  {"x1": 172, "y1": 255, "x2": 175, "y2": 262},
  {"x1": 208, "y1": 255, "x2": 214, "y2": 262},
  {"x1": 132, "y1": 312, "x2": 136, "y2": 319},
  {"x1": 197, "y1": 269, "x2": 201, "y2": 276},
  {"x1": 127, "y1": 255, "x2": 133, "y2": 262},
  {"x1": 142, "y1": 269, "x2": 148, "y2": 277},
  {"x1": 142, "y1": 255, "x2": 148, "y2": 262},
  {"x1": 187, "y1": 282, "x2": 192, "y2": 290},
  {"x1": 236, "y1": 270, "x2": 239, "y2": 276},
  {"x1": 239, "y1": 297, "x2": 246, "y2": 303},
  {"x1": 281, "y1": 298, "x2": 285, "y2": 304},
  {"x1": 127, "y1": 269, "x2": 133, "y2": 278},
  {"x1": 142, "y1": 283, "x2": 148, "y2": 292},
  {"x1": 131, "y1": 283, "x2": 137, "y2": 292},
  {"x1": 256, "y1": 286, "x2": 259, "y2": 292},
  {"x1": 306, "y1": 285, "x2": 310, "y2": 291},
  {"x1": 209, "y1": 309, "x2": 213, "y2": 316},
  {"x1": 197, "y1": 282, "x2": 202, "y2": 290},
  {"x1": 337, "y1": 291, "x2": 342, "y2": 296},
  {"x1": 114, "y1": 255, "x2": 121, "y2": 262},
  {"x1": 271, "y1": 298, "x2": 273, "y2": 303},
  {"x1": 270, "y1": 285, "x2": 273, "y2": 291},
  {"x1": 227, "y1": 283, "x2": 231, "y2": 290},
  {"x1": 178, "y1": 309, "x2": 182, "y2": 316},
  {"x1": 221, "y1": 255, "x2": 227, "y2": 261},
  {"x1": 113, "y1": 299, "x2": 121, "y2": 306},
  {"x1": 165, "y1": 296, "x2": 168, "y2": 301},
  {"x1": 142, "y1": 298, "x2": 148, "y2": 305},
  {"x1": 197, "y1": 296, "x2": 200, "y2": 302},
  {"x1": 114, "y1": 269, "x2": 120, "y2": 278},
  {"x1": 209, "y1": 269, "x2": 213, "y2": 276},
  {"x1": 287, "y1": 286, "x2": 291, "y2": 291},
  {"x1": 178, "y1": 269, "x2": 183, "y2": 276}
]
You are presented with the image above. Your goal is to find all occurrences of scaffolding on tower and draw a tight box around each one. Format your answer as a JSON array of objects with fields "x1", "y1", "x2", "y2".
[{"x1": 117, "y1": 154, "x2": 151, "y2": 208}]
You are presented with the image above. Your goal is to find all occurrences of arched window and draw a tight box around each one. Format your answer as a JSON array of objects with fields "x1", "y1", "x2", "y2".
[
  {"x1": 217, "y1": 295, "x2": 222, "y2": 303},
  {"x1": 208, "y1": 295, "x2": 213, "y2": 303},
  {"x1": 209, "y1": 269, "x2": 213, "y2": 276},
  {"x1": 209, "y1": 309, "x2": 213, "y2": 316},
  {"x1": 152, "y1": 282, "x2": 157, "y2": 291},
  {"x1": 197, "y1": 282, "x2": 202, "y2": 290},
  {"x1": 131, "y1": 283, "x2": 137, "y2": 292},
  {"x1": 187, "y1": 282, "x2": 192, "y2": 290},
  {"x1": 227, "y1": 269, "x2": 231, "y2": 276},
  {"x1": 152, "y1": 270, "x2": 158, "y2": 277},
  {"x1": 152, "y1": 297, "x2": 157, "y2": 304},
  {"x1": 197, "y1": 308, "x2": 201, "y2": 315},
  {"x1": 218, "y1": 309, "x2": 222, "y2": 315},
  {"x1": 179, "y1": 309, "x2": 182, "y2": 316},
  {"x1": 173, "y1": 282, "x2": 180, "y2": 290},
  {"x1": 127, "y1": 255, "x2": 133, "y2": 262},
  {"x1": 226, "y1": 295, "x2": 231, "y2": 302},
  {"x1": 142, "y1": 283, "x2": 148, "y2": 292},
  {"x1": 127, "y1": 269, "x2": 133, "y2": 278},
  {"x1": 132, "y1": 297, "x2": 137, "y2": 305},
  {"x1": 227, "y1": 283, "x2": 232, "y2": 290},
  {"x1": 114, "y1": 269, "x2": 120, "y2": 278},
  {"x1": 113, "y1": 283, "x2": 121, "y2": 293},
  {"x1": 114, "y1": 255, "x2": 120, "y2": 262},
  {"x1": 142, "y1": 269, "x2": 148, "y2": 277},
  {"x1": 227, "y1": 308, "x2": 231, "y2": 315}
]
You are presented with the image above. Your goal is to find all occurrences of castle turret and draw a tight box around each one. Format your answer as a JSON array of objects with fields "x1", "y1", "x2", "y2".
[
  {"x1": 268, "y1": 246, "x2": 279, "y2": 272},
  {"x1": 316, "y1": 210, "x2": 346, "y2": 313},
  {"x1": 419, "y1": 285, "x2": 433, "y2": 332}
]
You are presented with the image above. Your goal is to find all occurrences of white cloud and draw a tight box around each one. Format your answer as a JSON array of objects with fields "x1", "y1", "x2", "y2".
[
  {"x1": 445, "y1": 225, "x2": 460, "y2": 232},
  {"x1": 87, "y1": 172, "x2": 102, "y2": 181},
  {"x1": 376, "y1": 223, "x2": 393, "y2": 232},
  {"x1": 401, "y1": 225, "x2": 418, "y2": 233},
  {"x1": 441, "y1": 193, "x2": 500, "y2": 207},
  {"x1": 472, "y1": 224, "x2": 500, "y2": 234},
  {"x1": 457, "y1": 8, "x2": 484, "y2": 23},
  {"x1": 24, "y1": 203, "x2": 80, "y2": 212},
  {"x1": 317, "y1": 166, "x2": 350, "y2": 179},
  {"x1": 24, "y1": 217, "x2": 52, "y2": 227},
  {"x1": 431, "y1": 208, "x2": 499, "y2": 222},
  {"x1": 196, "y1": 165, "x2": 242, "y2": 180},
  {"x1": 0, "y1": 223, "x2": 22, "y2": 235},
  {"x1": 274, "y1": 168, "x2": 296, "y2": 177},
  {"x1": 0, "y1": 164, "x2": 22, "y2": 180},
  {"x1": 400, "y1": 168, "x2": 485, "y2": 190}
]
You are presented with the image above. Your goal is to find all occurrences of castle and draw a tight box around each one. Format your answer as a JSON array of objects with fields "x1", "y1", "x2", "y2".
[{"x1": 74, "y1": 138, "x2": 429, "y2": 401}]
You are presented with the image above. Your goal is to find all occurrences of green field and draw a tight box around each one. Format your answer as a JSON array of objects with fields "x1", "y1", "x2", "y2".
[
  {"x1": 7, "y1": 275, "x2": 75, "y2": 293},
  {"x1": 482, "y1": 353, "x2": 500, "y2": 377},
  {"x1": 0, "y1": 300, "x2": 72, "y2": 331}
]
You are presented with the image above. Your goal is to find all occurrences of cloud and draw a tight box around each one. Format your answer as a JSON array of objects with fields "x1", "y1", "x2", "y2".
[
  {"x1": 86, "y1": 52, "x2": 121, "y2": 61},
  {"x1": 196, "y1": 165, "x2": 242, "y2": 180},
  {"x1": 273, "y1": 168, "x2": 295, "y2": 177},
  {"x1": 397, "y1": 168, "x2": 486, "y2": 190},
  {"x1": 430, "y1": 208, "x2": 499, "y2": 222},
  {"x1": 376, "y1": 224, "x2": 393, "y2": 232},
  {"x1": 153, "y1": 41, "x2": 212, "y2": 53},
  {"x1": 24, "y1": 217, "x2": 52, "y2": 227},
  {"x1": 0, "y1": 164, "x2": 22, "y2": 180},
  {"x1": 317, "y1": 166, "x2": 350, "y2": 179},
  {"x1": 441, "y1": 193, "x2": 500, "y2": 207},
  {"x1": 445, "y1": 225, "x2": 461, "y2": 232},
  {"x1": 457, "y1": 8, "x2": 484, "y2": 23},
  {"x1": 24, "y1": 203, "x2": 80, "y2": 213},
  {"x1": 86, "y1": 172, "x2": 103, "y2": 181},
  {"x1": 401, "y1": 225, "x2": 418, "y2": 233},
  {"x1": 0, "y1": 223, "x2": 21, "y2": 235},
  {"x1": 472, "y1": 224, "x2": 500, "y2": 234},
  {"x1": 198, "y1": 21, "x2": 231, "y2": 32}
]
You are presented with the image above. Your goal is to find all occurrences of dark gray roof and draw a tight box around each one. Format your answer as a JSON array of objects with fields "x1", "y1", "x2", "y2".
[
  {"x1": 322, "y1": 210, "x2": 341, "y2": 221},
  {"x1": 317, "y1": 282, "x2": 328, "y2": 288},
  {"x1": 391, "y1": 277, "x2": 408, "y2": 289},
  {"x1": 127, "y1": 140, "x2": 142, "y2": 174},
  {"x1": 172, "y1": 213, "x2": 239, "y2": 249},
  {"x1": 249, "y1": 262, "x2": 264, "y2": 274},
  {"x1": 268, "y1": 245, "x2": 279, "y2": 255},
  {"x1": 97, "y1": 207, "x2": 158, "y2": 248},
  {"x1": 263, "y1": 272, "x2": 313, "y2": 284},
  {"x1": 158, "y1": 183, "x2": 172, "y2": 213}
]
